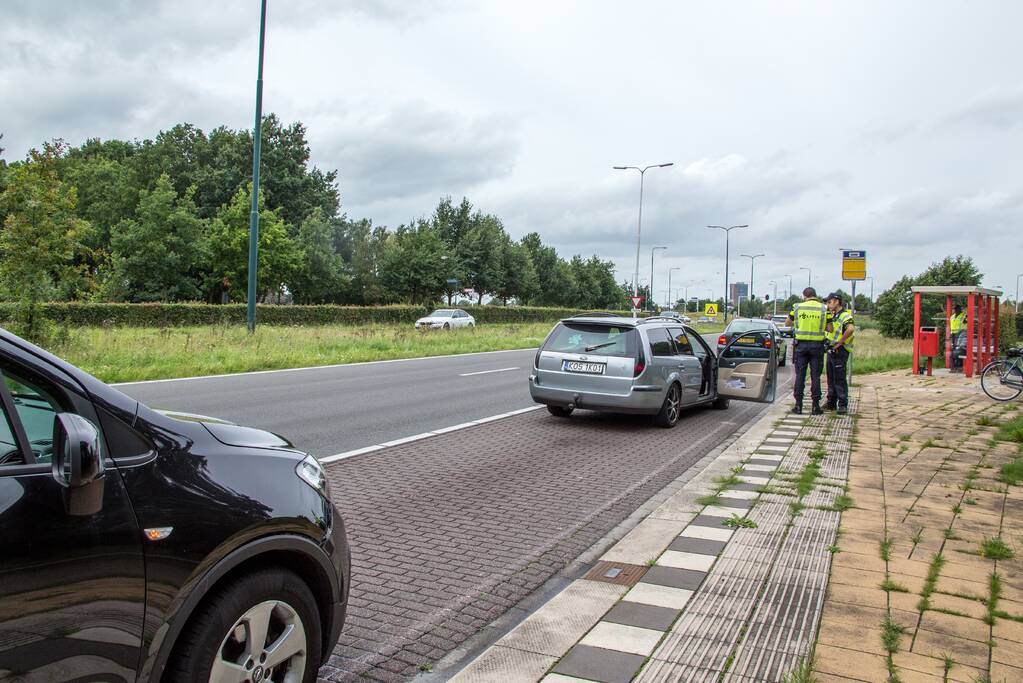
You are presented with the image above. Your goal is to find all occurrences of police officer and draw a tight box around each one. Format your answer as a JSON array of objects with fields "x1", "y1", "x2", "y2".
[
  {"x1": 825, "y1": 292, "x2": 854, "y2": 414},
  {"x1": 950, "y1": 304, "x2": 966, "y2": 372},
  {"x1": 786, "y1": 287, "x2": 828, "y2": 414}
]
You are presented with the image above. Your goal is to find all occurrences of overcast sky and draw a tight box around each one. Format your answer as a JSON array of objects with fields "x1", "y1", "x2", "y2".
[{"x1": 4, "y1": 1, "x2": 1022, "y2": 303}]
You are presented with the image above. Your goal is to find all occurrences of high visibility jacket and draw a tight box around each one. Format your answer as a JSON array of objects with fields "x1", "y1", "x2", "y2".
[
  {"x1": 829, "y1": 308, "x2": 855, "y2": 352},
  {"x1": 789, "y1": 299, "x2": 828, "y2": 341},
  {"x1": 950, "y1": 312, "x2": 966, "y2": 334}
]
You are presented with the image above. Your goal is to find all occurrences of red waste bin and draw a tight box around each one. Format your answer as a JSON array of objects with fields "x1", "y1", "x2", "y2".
[{"x1": 919, "y1": 327, "x2": 939, "y2": 357}]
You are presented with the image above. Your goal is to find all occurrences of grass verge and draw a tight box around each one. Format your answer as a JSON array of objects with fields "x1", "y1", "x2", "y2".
[{"x1": 47, "y1": 322, "x2": 554, "y2": 383}]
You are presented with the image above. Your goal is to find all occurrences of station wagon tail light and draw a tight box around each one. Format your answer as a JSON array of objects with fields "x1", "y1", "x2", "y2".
[
  {"x1": 718, "y1": 335, "x2": 727, "y2": 346},
  {"x1": 633, "y1": 354, "x2": 646, "y2": 377},
  {"x1": 763, "y1": 338, "x2": 773, "y2": 348}
]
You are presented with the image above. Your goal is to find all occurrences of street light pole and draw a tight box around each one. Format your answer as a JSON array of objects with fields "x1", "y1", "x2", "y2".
[
  {"x1": 1016, "y1": 273, "x2": 1022, "y2": 313},
  {"x1": 667, "y1": 267, "x2": 680, "y2": 310},
  {"x1": 799, "y1": 266, "x2": 811, "y2": 289},
  {"x1": 785, "y1": 274, "x2": 793, "y2": 301},
  {"x1": 246, "y1": 0, "x2": 268, "y2": 333},
  {"x1": 769, "y1": 280, "x2": 778, "y2": 316},
  {"x1": 707, "y1": 224, "x2": 749, "y2": 321},
  {"x1": 740, "y1": 253, "x2": 765, "y2": 307},
  {"x1": 614, "y1": 163, "x2": 674, "y2": 316}
]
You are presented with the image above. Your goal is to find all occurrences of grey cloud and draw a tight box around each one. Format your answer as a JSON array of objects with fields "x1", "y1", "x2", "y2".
[
  {"x1": 945, "y1": 90, "x2": 1023, "y2": 130},
  {"x1": 311, "y1": 104, "x2": 519, "y2": 208}
]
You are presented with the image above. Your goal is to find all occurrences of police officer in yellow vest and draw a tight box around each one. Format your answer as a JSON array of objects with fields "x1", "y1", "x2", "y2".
[
  {"x1": 950, "y1": 304, "x2": 966, "y2": 372},
  {"x1": 786, "y1": 287, "x2": 829, "y2": 414},
  {"x1": 825, "y1": 292, "x2": 854, "y2": 414}
]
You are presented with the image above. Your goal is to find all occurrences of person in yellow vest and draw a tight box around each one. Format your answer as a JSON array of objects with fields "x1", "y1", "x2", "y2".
[
  {"x1": 950, "y1": 304, "x2": 966, "y2": 372},
  {"x1": 825, "y1": 292, "x2": 855, "y2": 414},
  {"x1": 785, "y1": 287, "x2": 829, "y2": 414}
]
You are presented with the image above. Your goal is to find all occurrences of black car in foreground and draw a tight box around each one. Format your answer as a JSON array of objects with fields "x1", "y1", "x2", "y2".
[{"x1": 0, "y1": 327, "x2": 349, "y2": 682}]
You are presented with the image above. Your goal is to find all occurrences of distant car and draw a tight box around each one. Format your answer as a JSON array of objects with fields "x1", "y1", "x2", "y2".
[
  {"x1": 415, "y1": 308, "x2": 475, "y2": 330},
  {"x1": 658, "y1": 311, "x2": 691, "y2": 323},
  {"x1": 718, "y1": 318, "x2": 787, "y2": 367},
  {"x1": 529, "y1": 315, "x2": 778, "y2": 428},
  {"x1": 771, "y1": 314, "x2": 793, "y2": 337},
  {"x1": 697, "y1": 316, "x2": 713, "y2": 324}
]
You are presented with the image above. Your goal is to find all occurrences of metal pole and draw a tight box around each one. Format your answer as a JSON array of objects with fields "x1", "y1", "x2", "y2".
[
  {"x1": 246, "y1": 0, "x2": 267, "y2": 334},
  {"x1": 615, "y1": 163, "x2": 673, "y2": 317},
  {"x1": 851, "y1": 280, "x2": 857, "y2": 314},
  {"x1": 707, "y1": 224, "x2": 748, "y2": 321},
  {"x1": 1016, "y1": 274, "x2": 1022, "y2": 313},
  {"x1": 667, "y1": 267, "x2": 680, "y2": 310},
  {"x1": 800, "y1": 267, "x2": 811, "y2": 289},
  {"x1": 740, "y1": 253, "x2": 764, "y2": 313},
  {"x1": 786, "y1": 274, "x2": 793, "y2": 301},
  {"x1": 650, "y1": 246, "x2": 666, "y2": 311}
]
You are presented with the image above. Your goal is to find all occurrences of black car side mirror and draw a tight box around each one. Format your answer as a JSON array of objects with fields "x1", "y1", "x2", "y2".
[{"x1": 52, "y1": 413, "x2": 106, "y2": 516}]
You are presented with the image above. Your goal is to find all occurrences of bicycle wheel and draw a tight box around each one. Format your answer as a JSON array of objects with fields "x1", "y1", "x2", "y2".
[{"x1": 981, "y1": 360, "x2": 1023, "y2": 401}]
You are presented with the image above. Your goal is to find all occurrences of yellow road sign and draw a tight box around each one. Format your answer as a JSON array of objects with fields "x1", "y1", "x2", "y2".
[
  {"x1": 842, "y1": 250, "x2": 867, "y2": 281},
  {"x1": 704, "y1": 303, "x2": 719, "y2": 316}
]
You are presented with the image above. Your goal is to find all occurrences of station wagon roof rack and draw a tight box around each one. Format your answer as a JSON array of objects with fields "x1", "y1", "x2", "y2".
[
  {"x1": 568, "y1": 312, "x2": 619, "y2": 318},
  {"x1": 638, "y1": 316, "x2": 686, "y2": 324}
]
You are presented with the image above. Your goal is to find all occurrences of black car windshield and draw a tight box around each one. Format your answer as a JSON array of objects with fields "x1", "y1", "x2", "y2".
[
  {"x1": 544, "y1": 323, "x2": 638, "y2": 358},
  {"x1": 727, "y1": 320, "x2": 770, "y2": 334},
  {"x1": 428, "y1": 310, "x2": 455, "y2": 317}
]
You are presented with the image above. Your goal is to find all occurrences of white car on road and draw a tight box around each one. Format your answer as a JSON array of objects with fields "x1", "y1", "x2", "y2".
[{"x1": 415, "y1": 309, "x2": 476, "y2": 330}]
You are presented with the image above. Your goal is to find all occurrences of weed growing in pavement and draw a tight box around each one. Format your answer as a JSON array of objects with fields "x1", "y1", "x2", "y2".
[
  {"x1": 984, "y1": 571, "x2": 1002, "y2": 626},
  {"x1": 910, "y1": 528, "x2": 924, "y2": 553},
  {"x1": 997, "y1": 458, "x2": 1023, "y2": 485},
  {"x1": 827, "y1": 545, "x2": 841, "y2": 554},
  {"x1": 940, "y1": 652, "x2": 955, "y2": 682},
  {"x1": 917, "y1": 553, "x2": 946, "y2": 612},
  {"x1": 795, "y1": 460, "x2": 822, "y2": 498},
  {"x1": 995, "y1": 415, "x2": 1023, "y2": 446},
  {"x1": 713, "y1": 472, "x2": 741, "y2": 488},
  {"x1": 832, "y1": 494, "x2": 854, "y2": 511},
  {"x1": 789, "y1": 501, "x2": 805, "y2": 516},
  {"x1": 879, "y1": 535, "x2": 894, "y2": 562},
  {"x1": 964, "y1": 497, "x2": 977, "y2": 505},
  {"x1": 899, "y1": 434, "x2": 911, "y2": 442},
  {"x1": 418, "y1": 663, "x2": 433, "y2": 672},
  {"x1": 646, "y1": 558, "x2": 657, "y2": 567},
  {"x1": 880, "y1": 617, "x2": 907, "y2": 654},
  {"x1": 951, "y1": 503, "x2": 962, "y2": 515},
  {"x1": 781, "y1": 656, "x2": 817, "y2": 683},
  {"x1": 730, "y1": 464, "x2": 745, "y2": 475},
  {"x1": 723, "y1": 514, "x2": 758, "y2": 529},
  {"x1": 943, "y1": 529, "x2": 961, "y2": 540},
  {"x1": 977, "y1": 415, "x2": 996, "y2": 427},
  {"x1": 880, "y1": 579, "x2": 910, "y2": 593},
  {"x1": 979, "y1": 537, "x2": 1015, "y2": 560},
  {"x1": 696, "y1": 493, "x2": 722, "y2": 507}
]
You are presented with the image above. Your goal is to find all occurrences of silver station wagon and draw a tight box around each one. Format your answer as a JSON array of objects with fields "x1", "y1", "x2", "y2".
[{"x1": 529, "y1": 314, "x2": 778, "y2": 427}]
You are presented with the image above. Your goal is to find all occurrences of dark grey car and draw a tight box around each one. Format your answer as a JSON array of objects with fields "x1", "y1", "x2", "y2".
[{"x1": 529, "y1": 315, "x2": 777, "y2": 427}]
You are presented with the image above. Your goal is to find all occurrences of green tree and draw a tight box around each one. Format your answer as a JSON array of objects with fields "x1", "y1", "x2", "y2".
[
  {"x1": 203, "y1": 185, "x2": 301, "y2": 302},
  {"x1": 875, "y1": 255, "x2": 982, "y2": 338},
  {"x1": 289, "y1": 208, "x2": 348, "y2": 304},
  {"x1": 494, "y1": 237, "x2": 538, "y2": 304},
  {"x1": 459, "y1": 214, "x2": 506, "y2": 303},
  {"x1": 0, "y1": 142, "x2": 91, "y2": 339},
  {"x1": 379, "y1": 220, "x2": 451, "y2": 304},
  {"x1": 105, "y1": 174, "x2": 205, "y2": 302}
]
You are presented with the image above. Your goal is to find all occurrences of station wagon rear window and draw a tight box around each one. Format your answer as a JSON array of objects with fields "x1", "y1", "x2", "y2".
[{"x1": 543, "y1": 323, "x2": 638, "y2": 358}]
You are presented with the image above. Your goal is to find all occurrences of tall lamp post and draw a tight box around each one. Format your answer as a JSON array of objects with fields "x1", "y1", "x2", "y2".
[
  {"x1": 707, "y1": 224, "x2": 748, "y2": 320},
  {"x1": 667, "y1": 267, "x2": 680, "y2": 310},
  {"x1": 1016, "y1": 273, "x2": 1022, "y2": 313},
  {"x1": 785, "y1": 274, "x2": 793, "y2": 301},
  {"x1": 740, "y1": 253, "x2": 765, "y2": 308},
  {"x1": 649, "y1": 246, "x2": 667, "y2": 310},
  {"x1": 246, "y1": 0, "x2": 268, "y2": 333},
  {"x1": 799, "y1": 266, "x2": 811, "y2": 289},
  {"x1": 769, "y1": 280, "x2": 778, "y2": 316},
  {"x1": 614, "y1": 163, "x2": 674, "y2": 315}
]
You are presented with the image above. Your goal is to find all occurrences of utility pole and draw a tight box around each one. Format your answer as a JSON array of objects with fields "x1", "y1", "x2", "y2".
[
  {"x1": 800, "y1": 266, "x2": 811, "y2": 289},
  {"x1": 740, "y1": 253, "x2": 765, "y2": 311},
  {"x1": 649, "y1": 246, "x2": 667, "y2": 310},
  {"x1": 614, "y1": 163, "x2": 673, "y2": 317},
  {"x1": 667, "y1": 267, "x2": 680, "y2": 310},
  {"x1": 1016, "y1": 273, "x2": 1022, "y2": 313},
  {"x1": 769, "y1": 280, "x2": 778, "y2": 316},
  {"x1": 707, "y1": 224, "x2": 749, "y2": 321},
  {"x1": 246, "y1": 0, "x2": 268, "y2": 334}
]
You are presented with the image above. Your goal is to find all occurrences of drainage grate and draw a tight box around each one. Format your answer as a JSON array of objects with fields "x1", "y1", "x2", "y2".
[{"x1": 584, "y1": 561, "x2": 649, "y2": 587}]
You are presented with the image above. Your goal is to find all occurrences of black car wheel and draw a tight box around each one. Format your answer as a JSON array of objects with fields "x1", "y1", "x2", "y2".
[
  {"x1": 712, "y1": 395, "x2": 730, "y2": 410},
  {"x1": 443, "y1": 323, "x2": 450, "y2": 330},
  {"x1": 167, "y1": 568, "x2": 321, "y2": 683},
  {"x1": 655, "y1": 383, "x2": 682, "y2": 428},
  {"x1": 547, "y1": 405, "x2": 573, "y2": 418}
]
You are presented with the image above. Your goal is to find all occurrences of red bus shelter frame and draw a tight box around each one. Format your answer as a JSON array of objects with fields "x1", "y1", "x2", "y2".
[{"x1": 910, "y1": 286, "x2": 1001, "y2": 377}]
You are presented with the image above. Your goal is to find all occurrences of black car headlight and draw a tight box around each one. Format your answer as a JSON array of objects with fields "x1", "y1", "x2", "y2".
[{"x1": 296, "y1": 455, "x2": 331, "y2": 499}]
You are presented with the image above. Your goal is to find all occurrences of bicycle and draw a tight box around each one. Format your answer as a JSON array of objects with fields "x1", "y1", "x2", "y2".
[{"x1": 980, "y1": 348, "x2": 1023, "y2": 401}]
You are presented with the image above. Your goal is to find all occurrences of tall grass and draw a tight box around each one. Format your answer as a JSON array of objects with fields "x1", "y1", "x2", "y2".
[
  {"x1": 49, "y1": 323, "x2": 554, "y2": 383},
  {"x1": 851, "y1": 329, "x2": 916, "y2": 375}
]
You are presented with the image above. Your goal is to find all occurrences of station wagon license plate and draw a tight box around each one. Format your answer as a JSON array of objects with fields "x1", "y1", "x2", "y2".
[{"x1": 563, "y1": 360, "x2": 606, "y2": 375}]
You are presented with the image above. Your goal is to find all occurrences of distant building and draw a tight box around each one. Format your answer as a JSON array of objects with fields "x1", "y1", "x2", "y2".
[{"x1": 729, "y1": 282, "x2": 749, "y2": 307}]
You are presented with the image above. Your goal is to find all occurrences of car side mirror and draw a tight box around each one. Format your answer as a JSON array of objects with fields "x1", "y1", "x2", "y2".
[{"x1": 52, "y1": 413, "x2": 106, "y2": 516}]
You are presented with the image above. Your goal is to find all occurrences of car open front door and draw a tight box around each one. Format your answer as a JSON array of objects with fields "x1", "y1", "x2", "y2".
[{"x1": 716, "y1": 328, "x2": 778, "y2": 403}]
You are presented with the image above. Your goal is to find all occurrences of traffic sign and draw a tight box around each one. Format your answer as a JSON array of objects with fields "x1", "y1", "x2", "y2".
[
  {"x1": 704, "y1": 303, "x2": 719, "y2": 316},
  {"x1": 842, "y1": 249, "x2": 867, "y2": 281},
  {"x1": 446, "y1": 278, "x2": 459, "y2": 285},
  {"x1": 629, "y1": 295, "x2": 645, "y2": 309}
]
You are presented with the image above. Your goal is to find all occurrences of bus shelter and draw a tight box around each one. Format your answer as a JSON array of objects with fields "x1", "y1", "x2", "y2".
[{"x1": 910, "y1": 286, "x2": 1001, "y2": 377}]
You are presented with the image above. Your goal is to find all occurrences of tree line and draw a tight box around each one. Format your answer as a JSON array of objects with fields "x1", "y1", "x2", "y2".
[{"x1": 0, "y1": 118, "x2": 627, "y2": 312}]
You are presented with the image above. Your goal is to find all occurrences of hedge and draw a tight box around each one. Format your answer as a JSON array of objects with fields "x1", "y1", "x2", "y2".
[{"x1": 0, "y1": 302, "x2": 637, "y2": 328}]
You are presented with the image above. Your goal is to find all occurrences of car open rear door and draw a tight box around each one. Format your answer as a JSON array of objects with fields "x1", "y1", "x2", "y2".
[{"x1": 716, "y1": 327, "x2": 778, "y2": 403}]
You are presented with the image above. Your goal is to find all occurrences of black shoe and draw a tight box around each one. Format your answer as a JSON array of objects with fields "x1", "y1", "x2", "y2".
[
  {"x1": 824, "y1": 403, "x2": 837, "y2": 411},
  {"x1": 791, "y1": 403, "x2": 803, "y2": 414},
  {"x1": 811, "y1": 402, "x2": 823, "y2": 415},
  {"x1": 837, "y1": 406, "x2": 848, "y2": 415}
]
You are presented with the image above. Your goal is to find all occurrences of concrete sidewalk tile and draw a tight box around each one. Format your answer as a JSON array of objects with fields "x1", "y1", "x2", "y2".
[
  {"x1": 497, "y1": 580, "x2": 627, "y2": 657},
  {"x1": 737, "y1": 474, "x2": 771, "y2": 484},
  {"x1": 727, "y1": 481, "x2": 762, "y2": 492},
  {"x1": 641, "y1": 566, "x2": 707, "y2": 590},
  {"x1": 624, "y1": 583, "x2": 694, "y2": 610},
  {"x1": 579, "y1": 621, "x2": 664, "y2": 656},
  {"x1": 918, "y1": 611, "x2": 990, "y2": 643},
  {"x1": 553, "y1": 644, "x2": 646, "y2": 683},
  {"x1": 718, "y1": 488, "x2": 759, "y2": 499},
  {"x1": 816, "y1": 618, "x2": 886, "y2": 656},
  {"x1": 667, "y1": 536, "x2": 727, "y2": 556},
  {"x1": 748, "y1": 455, "x2": 783, "y2": 464},
  {"x1": 447, "y1": 645, "x2": 557, "y2": 683},
  {"x1": 657, "y1": 551, "x2": 717, "y2": 572},
  {"x1": 928, "y1": 593, "x2": 987, "y2": 621},
  {"x1": 755, "y1": 445, "x2": 789, "y2": 453},
  {"x1": 743, "y1": 463, "x2": 777, "y2": 472},
  {"x1": 542, "y1": 675, "x2": 599, "y2": 683},
  {"x1": 814, "y1": 644, "x2": 889, "y2": 681},
  {"x1": 714, "y1": 497, "x2": 753, "y2": 510},
  {"x1": 603, "y1": 601, "x2": 680, "y2": 631},
  {"x1": 990, "y1": 661, "x2": 1023, "y2": 683},
  {"x1": 911, "y1": 628, "x2": 989, "y2": 669},
  {"x1": 892, "y1": 650, "x2": 985, "y2": 682},
  {"x1": 701, "y1": 505, "x2": 746, "y2": 518},
  {"x1": 600, "y1": 517, "x2": 690, "y2": 566},
  {"x1": 825, "y1": 582, "x2": 888, "y2": 609},
  {"x1": 689, "y1": 514, "x2": 735, "y2": 528}
]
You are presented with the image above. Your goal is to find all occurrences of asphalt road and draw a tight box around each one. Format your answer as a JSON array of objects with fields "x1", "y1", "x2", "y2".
[
  {"x1": 116, "y1": 333, "x2": 787, "y2": 458},
  {"x1": 116, "y1": 348, "x2": 540, "y2": 456}
]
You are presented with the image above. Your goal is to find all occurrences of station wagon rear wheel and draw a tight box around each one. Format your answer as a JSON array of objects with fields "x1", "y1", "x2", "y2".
[{"x1": 655, "y1": 383, "x2": 682, "y2": 428}]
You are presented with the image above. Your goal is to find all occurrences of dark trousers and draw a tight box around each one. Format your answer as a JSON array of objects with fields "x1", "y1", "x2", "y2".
[
  {"x1": 826, "y1": 346, "x2": 850, "y2": 408},
  {"x1": 793, "y1": 340, "x2": 825, "y2": 404}
]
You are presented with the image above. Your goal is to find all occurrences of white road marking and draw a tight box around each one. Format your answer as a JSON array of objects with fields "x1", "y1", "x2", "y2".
[
  {"x1": 458, "y1": 367, "x2": 520, "y2": 377},
  {"x1": 111, "y1": 347, "x2": 537, "y2": 386},
  {"x1": 319, "y1": 405, "x2": 542, "y2": 464}
]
